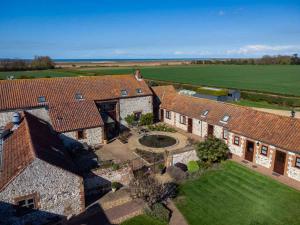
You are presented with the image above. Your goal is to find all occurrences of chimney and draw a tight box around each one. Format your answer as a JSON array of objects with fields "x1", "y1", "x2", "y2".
[
  {"x1": 134, "y1": 69, "x2": 143, "y2": 81},
  {"x1": 291, "y1": 110, "x2": 296, "y2": 118}
]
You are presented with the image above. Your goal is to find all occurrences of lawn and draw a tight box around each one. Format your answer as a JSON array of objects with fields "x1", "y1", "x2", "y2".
[
  {"x1": 120, "y1": 214, "x2": 167, "y2": 225},
  {"x1": 1, "y1": 65, "x2": 300, "y2": 96},
  {"x1": 175, "y1": 161, "x2": 300, "y2": 225}
]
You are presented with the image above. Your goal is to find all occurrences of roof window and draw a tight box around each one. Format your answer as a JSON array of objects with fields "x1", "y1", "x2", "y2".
[
  {"x1": 121, "y1": 89, "x2": 128, "y2": 96},
  {"x1": 201, "y1": 110, "x2": 209, "y2": 117},
  {"x1": 136, "y1": 88, "x2": 142, "y2": 94},
  {"x1": 220, "y1": 115, "x2": 230, "y2": 123},
  {"x1": 37, "y1": 96, "x2": 46, "y2": 103},
  {"x1": 75, "y1": 93, "x2": 84, "y2": 100}
]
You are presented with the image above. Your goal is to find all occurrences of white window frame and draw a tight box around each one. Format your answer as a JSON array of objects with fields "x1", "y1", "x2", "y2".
[{"x1": 180, "y1": 115, "x2": 186, "y2": 124}]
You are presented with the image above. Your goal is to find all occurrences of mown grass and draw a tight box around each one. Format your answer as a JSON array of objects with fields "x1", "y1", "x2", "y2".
[
  {"x1": 120, "y1": 214, "x2": 167, "y2": 225},
  {"x1": 234, "y1": 99, "x2": 296, "y2": 110},
  {"x1": 175, "y1": 161, "x2": 300, "y2": 225},
  {"x1": 1, "y1": 65, "x2": 300, "y2": 96}
]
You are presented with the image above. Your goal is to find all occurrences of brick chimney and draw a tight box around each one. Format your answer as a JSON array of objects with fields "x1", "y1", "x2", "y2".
[{"x1": 134, "y1": 69, "x2": 143, "y2": 81}]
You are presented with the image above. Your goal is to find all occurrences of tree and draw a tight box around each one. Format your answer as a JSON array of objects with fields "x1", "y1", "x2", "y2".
[
  {"x1": 31, "y1": 56, "x2": 55, "y2": 70},
  {"x1": 196, "y1": 137, "x2": 229, "y2": 163},
  {"x1": 129, "y1": 174, "x2": 177, "y2": 206}
]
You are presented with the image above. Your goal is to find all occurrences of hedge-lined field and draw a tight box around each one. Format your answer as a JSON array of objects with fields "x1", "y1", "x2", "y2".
[
  {"x1": 1, "y1": 65, "x2": 300, "y2": 96},
  {"x1": 175, "y1": 161, "x2": 300, "y2": 225}
]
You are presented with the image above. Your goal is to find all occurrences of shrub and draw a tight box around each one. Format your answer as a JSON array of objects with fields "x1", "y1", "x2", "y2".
[
  {"x1": 125, "y1": 114, "x2": 135, "y2": 126},
  {"x1": 112, "y1": 163, "x2": 120, "y2": 171},
  {"x1": 187, "y1": 161, "x2": 199, "y2": 172},
  {"x1": 166, "y1": 166, "x2": 187, "y2": 183},
  {"x1": 144, "y1": 203, "x2": 170, "y2": 223},
  {"x1": 111, "y1": 181, "x2": 121, "y2": 190},
  {"x1": 148, "y1": 124, "x2": 176, "y2": 132},
  {"x1": 139, "y1": 113, "x2": 154, "y2": 126},
  {"x1": 196, "y1": 137, "x2": 229, "y2": 164}
]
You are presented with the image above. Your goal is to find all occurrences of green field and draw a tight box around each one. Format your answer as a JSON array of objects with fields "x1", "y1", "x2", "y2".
[
  {"x1": 234, "y1": 99, "x2": 296, "y2": 110},
  {"x1": 121, "y1": 214, "x2": 167, "y2": 225},
  {"x1": 1, "y1": 65, "x2": 300, "y2": 96},
  {"x1": 175, "y1": 161, "x2": 300, "y2": 225}
]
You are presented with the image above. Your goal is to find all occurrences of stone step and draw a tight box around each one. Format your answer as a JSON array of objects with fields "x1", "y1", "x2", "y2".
[{"x1": 98, "y1": 188, "x2": 133, "y2": 210}]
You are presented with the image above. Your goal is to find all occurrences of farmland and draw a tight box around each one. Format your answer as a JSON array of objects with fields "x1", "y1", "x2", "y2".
[{"x1": 1, "y1": 65, "x2": 300, "y2": 96}]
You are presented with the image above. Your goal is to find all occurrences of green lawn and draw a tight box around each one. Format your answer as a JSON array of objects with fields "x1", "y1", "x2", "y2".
[
  {"x1": 1, "y1": 65, "x2": 300, "y2": 96},
  {"x1": 120, "y1": 214, "x2": 167, "y2": 225},
  {"x1": 175, "y1": 161, "x2": 300, "y2": 225}
]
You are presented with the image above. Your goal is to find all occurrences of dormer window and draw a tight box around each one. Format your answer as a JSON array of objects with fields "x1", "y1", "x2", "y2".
[
  {"x1": 136, "y1": 88, "x2": 142, "y2": 94},
  {"x1": 75, "y1": 93, "x2": 84, "y2": 100},
  {"x1": 201, "y1": 110, "x2": 209, "y2": 117},
  {"x1": 121, "y1": 89, "x2": 128, "y2": 96},
  {"x1": 220, "y1": 115, "x2": 230, "y2": 123},
  {"x1": 37, "y1": 96, "x2": 46, "y2": 103}
]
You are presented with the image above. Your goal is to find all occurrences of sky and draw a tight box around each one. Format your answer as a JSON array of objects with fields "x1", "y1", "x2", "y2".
[{"x1": 0, "y1": 0, "x2": 300, "y2": 59}]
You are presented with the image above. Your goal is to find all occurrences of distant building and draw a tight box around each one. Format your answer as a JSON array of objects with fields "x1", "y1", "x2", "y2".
[
  {"x1": 179, "y1": 87, "x2": 240, "y2": 102},
  {"x1": 0, "y1": 112, "x2": 84, "y2": 225}
]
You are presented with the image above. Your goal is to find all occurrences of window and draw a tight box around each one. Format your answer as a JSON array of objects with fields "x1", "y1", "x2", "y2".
[
  {"x1": 37, "y1": 96, "x2": 46, "y2": 103},
  {"x1": 15, "y1": 193, "x2": 38, "y2": 216},
  {"x1": 121, "y1": 89, "x2": 128, "y2": 96},
  {"x1": 223, "y1": 129, "x2": 229, "y2": 140},
  {"x1": 233, "y1": 136, "x2": 240, "y2": 145},
  {"x1": 201, "y1": 110, "x2": 209, "y2": 117},
  {"x1": 261, "y1": 145, "x2": 268, "y2": 156},
  {"x1": 75, "y1": 92, "x2": 84, "y2": 100},
  {"x1": 166, "y1": 111, "x2": 171, "y2": 119},
  {"x1": 180, "y1": 115, "x2": 186, "y2": 124},
  {"x1": 295, "y1": 157, "x2": 300, "y2": 169},
  {"x1": 77, "y1": 130, "x2": 86, "y2": 140},
  {"x1": 136, "y1": 88, "x2": 142, "y2": 94},
  {"x1": 220, "y1": 115, "x2": 230, "y2": 123},
  {"x1": 134, "y1": 112, "x2": 142, "y2": 121}
]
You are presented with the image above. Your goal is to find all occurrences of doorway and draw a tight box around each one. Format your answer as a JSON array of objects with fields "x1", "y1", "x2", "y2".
[
  {"x1": 187, "y1": 118, "x2": 193, "y2": 133},
  {"x1": 273, "y1": 150, "x2": 286, "y2": 175},
  {"x1": 207, "y1": 124, "x2": 214, "y2": 137},
  {"x1": 245, "y1": 140, "x2": 255, "y2": 162}
]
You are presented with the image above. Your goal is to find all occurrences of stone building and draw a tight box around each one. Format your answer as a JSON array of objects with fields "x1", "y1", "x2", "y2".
[
  {"x1": 0, "y1": 72, "x2": 153, "y2": 146},
  {"x1": 152, "y1": 85, "x2": 300, "y2": 183},
  {"x1": 0, "y1": 112, "x2": 84, "y2": 225}
]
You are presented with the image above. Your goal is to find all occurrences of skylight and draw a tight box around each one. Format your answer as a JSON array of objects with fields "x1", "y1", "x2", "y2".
[
  {"x1": 37, "y1": 96, "x2": 46, "y2": 103},
  {"x1": 75, "y1": 92, "x2": 84, "y2": 100},
  {"x1": 136, "y1": 88, "x2": 142, "y2": 94},
  {"x1": 121, "y1": 89, "x2": 128, "y2": 96},
  {"x1": 201, "y1": 110, "x2": 209, "y2": 117},
  {"x1": 221, "y1": 115, "x2": 230, "y2": 123}
]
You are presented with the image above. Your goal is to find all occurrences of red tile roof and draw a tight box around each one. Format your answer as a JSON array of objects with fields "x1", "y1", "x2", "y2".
[
  {"x1": 0, "y1": 75, "x2": 152, "y2": 132},
  {"x1": 153, "y1": 86, "x2": 300, "y2": 153},
  {"x1": 0, "y1": 112, "x2": 79, "y2": 191}
]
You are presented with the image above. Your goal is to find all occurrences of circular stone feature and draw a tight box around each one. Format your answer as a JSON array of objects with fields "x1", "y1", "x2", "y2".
[{"x1": 139, "y1": 135, "x2": 177, "y2": 148}]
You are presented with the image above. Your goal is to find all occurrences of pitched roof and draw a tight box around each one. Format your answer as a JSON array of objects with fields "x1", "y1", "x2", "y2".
[
  {"x1": 0, "y1": 112, "x2": 79, "y2": 191},
  {"x1": 0, "y1": 75, "x2": 152, "y2": 111},
  {"x1": 49, "y1": 101, "x2": 103, "y2": 132},
  {"x1": 153, "y1": 86, "x2": 300, "y2": 153}
]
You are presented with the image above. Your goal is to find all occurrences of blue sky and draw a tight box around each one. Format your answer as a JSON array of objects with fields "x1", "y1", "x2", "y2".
[{"x1": 0, "y1": 0, "x2": 300, "y2": 59}]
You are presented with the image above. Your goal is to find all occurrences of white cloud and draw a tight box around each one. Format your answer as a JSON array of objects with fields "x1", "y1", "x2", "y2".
[
  {"x1": 225, "y1": 44, "x2": 300, "y2": 55},
  {"x1": 173, "y1": 50, "x2": 211, "y2": 56}
]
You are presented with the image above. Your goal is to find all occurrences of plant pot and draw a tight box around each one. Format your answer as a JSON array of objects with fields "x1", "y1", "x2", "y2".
[{"x1": 112, "y1": 187, "x2": 117, "y2": 192}]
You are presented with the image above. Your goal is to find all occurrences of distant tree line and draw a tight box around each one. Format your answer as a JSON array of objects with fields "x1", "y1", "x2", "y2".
[
  {"x1": 192, "y1": 54, "x2": 300, "y2": 65},
  {"x1": 0, "y1": 56, "x2": 55, "y2": 71}
]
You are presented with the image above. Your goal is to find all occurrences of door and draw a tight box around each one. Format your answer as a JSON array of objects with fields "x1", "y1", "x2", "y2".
[
  {"x1": 207, "y1": 124, "x2": 214, "y2": 137},
  {"x1": 187, "y1": 118, "x2": 193, "y2": 133},
  {"x1": 160, "y1": 109, "x2": 164, "y2": 122},
  {"x1": 245, "y1": 140, "x2": 254, "y2": 162},
  {"x1": 273, "y1": 150, "x2": 286, "y2": 175}
]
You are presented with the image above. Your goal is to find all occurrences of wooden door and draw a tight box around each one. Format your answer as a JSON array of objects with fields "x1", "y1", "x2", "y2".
[
  {"x1": 245, "y1": 140, "x2": 254, "y2": 162},
  {"x1": 273, "y1": 150, "x2": 286, "y2": 175},
  {"x1": 207, "y1": 124, "x2": 214, "y2": 137},
  {"x1": 187, "y1": 118, "x2": 193, "y2": 133},
  {"x1": 160, "y1": 109, "x2": 164, "y2": 122}
]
